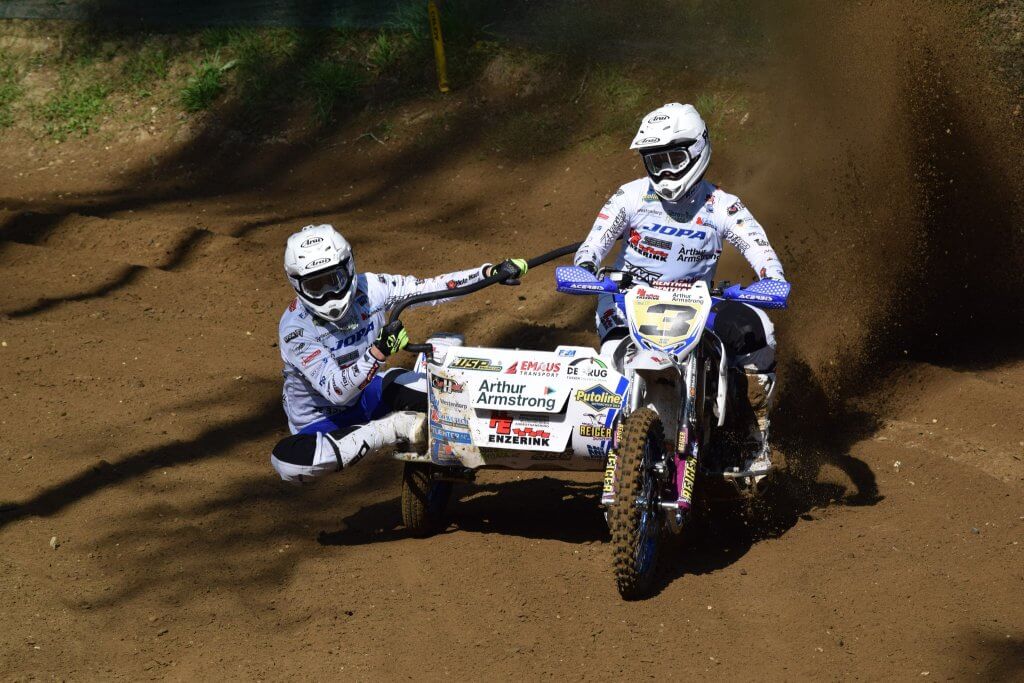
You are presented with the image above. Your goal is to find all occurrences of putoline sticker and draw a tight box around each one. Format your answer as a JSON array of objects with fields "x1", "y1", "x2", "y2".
[{"x1": 574, "y1": 384, "x2": 623, "y2": 411}]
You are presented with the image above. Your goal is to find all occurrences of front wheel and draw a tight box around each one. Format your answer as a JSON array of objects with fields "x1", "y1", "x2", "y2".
[
  {"x1": 400, "y1": 463, "x2": 453, "y2": 537},
  {"x1": 608, "y1": 407, "x2": 665, "y2": 600}
]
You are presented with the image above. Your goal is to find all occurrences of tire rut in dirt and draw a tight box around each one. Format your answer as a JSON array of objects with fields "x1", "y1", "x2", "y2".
[{"x1": 608, "y1": 407, "x2": 664, "y2": 600}]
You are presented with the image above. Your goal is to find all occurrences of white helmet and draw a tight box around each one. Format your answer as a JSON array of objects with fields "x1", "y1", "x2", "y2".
[
  {"x1": 283, "y1": 224, "x2": 356, "y2": 322},
  {"x1": 630, "y1": 103, "x2": 711, "y2": 201}
]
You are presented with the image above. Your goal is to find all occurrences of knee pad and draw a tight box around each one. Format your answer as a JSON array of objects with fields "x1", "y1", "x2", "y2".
[
  {"x1": 270, "y1": 432, "x2": 343, "y2": 485},
  {"x1": 711, "y1": 301, "x2": 776, "y2": 371}
]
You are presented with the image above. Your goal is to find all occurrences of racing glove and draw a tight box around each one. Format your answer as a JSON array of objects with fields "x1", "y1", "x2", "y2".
[
  {"x1": 577, "y1": 260, "x2": 597, "y2": 276},
  {"x1": 486, "y1": 258, "x2": 528, "y2": 285},
  {"x1": 373, "y1": 320, "x2": 409, "y2": 357}
]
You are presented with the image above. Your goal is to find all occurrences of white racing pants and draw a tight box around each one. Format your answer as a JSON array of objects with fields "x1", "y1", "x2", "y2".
[{"x1": 271, "y1": 411, "x2": 427, "y2": 485}]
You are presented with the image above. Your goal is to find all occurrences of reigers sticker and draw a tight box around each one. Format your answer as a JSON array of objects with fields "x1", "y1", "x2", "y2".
[
  {"x1": 579, "y1": 424, "x2": 613, "y2": 440},
  {"x1": 575, "y1": 384, "x2": 623, "y2": 411}
]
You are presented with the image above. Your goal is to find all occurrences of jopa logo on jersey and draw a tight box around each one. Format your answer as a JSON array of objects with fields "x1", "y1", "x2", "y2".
[{"x1": 641, "y1": 224, "x2": 708, "y2": 240}]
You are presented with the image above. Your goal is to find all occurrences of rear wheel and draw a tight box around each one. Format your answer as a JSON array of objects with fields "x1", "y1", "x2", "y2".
[
  {"x1": 608, "y1": 407, "x2": 665, "y2": 600},
  {"x1": 401, "y1": 463, "x2": 453, "y2": 537}
]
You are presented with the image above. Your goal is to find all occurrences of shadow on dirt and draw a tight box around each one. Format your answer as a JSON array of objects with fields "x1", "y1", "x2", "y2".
[
  {"x1": 57, "y1": 446, "x2": 403, "y2": 607},
  {"x1": 6, "y1": 264, "x2": 147, "y2": 318},
  {"x1": 319, "y1": 476, "x2": 608, "y2": 547},
  {"x1": 0, "y1": 392, "x2": 282, "y2": 530},
  {"x1": 958, "y1": 632, "x2": 1024, "y2": 681}
]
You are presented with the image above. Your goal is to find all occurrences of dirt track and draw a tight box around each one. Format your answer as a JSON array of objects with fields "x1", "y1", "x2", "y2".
[{"x1": 1, "y1": 1, "x2": 1022, "y2": 679}]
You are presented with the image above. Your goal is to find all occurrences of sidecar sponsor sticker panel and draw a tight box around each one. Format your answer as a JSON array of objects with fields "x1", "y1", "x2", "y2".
[
  {"x1": 449, "y1": 356, "x2": 503, "y2": 372},
  {"x1": 574, "y1": 384, "x2": 623, "y2": 411},
  {"x1": 565, "y1": 356, "x2": 610, "y2": 380},
  {"x1": 469, "y1": 378, "x2": 571, "y2": 413},
  {"x1": 567, "y1": 375, "x2": 628, "y2": 459},
  {"x1": 470, "y1": 410, "x2": 573, "y2": 451}
]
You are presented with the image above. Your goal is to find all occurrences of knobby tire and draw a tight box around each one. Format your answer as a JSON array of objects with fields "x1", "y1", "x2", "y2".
[
  {"x1": 401, "y1": 463, "x2": 452, "y2": 537},
  {"x1": 608, "y1": 407, "x2": 664, "y2": 600}
]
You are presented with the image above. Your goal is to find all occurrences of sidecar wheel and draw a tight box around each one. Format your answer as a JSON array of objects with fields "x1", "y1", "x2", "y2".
[
  {"x1": 401, "y1": 463, "x2": 453, "y2": 537},
  {"x1": 608, "y1": 407, "x2": 664, "y2": 600}
]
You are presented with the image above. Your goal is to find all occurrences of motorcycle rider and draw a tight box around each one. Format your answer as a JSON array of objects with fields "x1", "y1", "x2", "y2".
[
  {"x1": 271, "y1": 223, "x2": 527, "y2": 484},
  {"x1": 574, "y1": 103, "x2": 787, "y2": 480}
]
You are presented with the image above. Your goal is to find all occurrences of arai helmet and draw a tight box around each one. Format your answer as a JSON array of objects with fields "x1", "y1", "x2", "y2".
[
  {"x1": 284, "y1": 224, "x2": 356, "y2": 322},
  {"x1": 630, "y1": 103, "x2": 711, "y2": 201}
]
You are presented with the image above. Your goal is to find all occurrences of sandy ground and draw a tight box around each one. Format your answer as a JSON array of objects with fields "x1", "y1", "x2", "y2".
[{"x1": 0, "y1": 1, "x2": 1022, "y2": 680}]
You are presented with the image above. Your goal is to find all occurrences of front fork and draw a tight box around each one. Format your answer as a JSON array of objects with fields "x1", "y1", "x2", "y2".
[
  {"x1": 602, "y1": 352, "x2": 702, "y2": 514},
  {"x1": 669, "y1": 352, "x2": 701, "y2": 512}
]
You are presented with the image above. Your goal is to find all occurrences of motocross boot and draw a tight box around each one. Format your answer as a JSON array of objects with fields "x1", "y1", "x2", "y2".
[
  {"x1": 332, "y1": 410, "x2": 427, "y2": 467},
  {"x1": 741, "y1": 371, "x2": 776, "y2": 488}
]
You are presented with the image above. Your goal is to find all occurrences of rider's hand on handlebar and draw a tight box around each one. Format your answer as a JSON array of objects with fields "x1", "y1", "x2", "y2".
[
  {"x1": 577, "y1": 260, "x2": 597, "y2": 276},
  {"x1": 372, "y1": 320, "x2": 409, "y2": 359},
  {"x1": 486, "y1": 258, "x2": 528, "y2": 286}
]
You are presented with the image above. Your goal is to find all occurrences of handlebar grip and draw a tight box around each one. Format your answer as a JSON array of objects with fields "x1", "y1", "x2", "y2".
[{"x1": 406, "y1": 343, "x2": 432, "y2": 354}]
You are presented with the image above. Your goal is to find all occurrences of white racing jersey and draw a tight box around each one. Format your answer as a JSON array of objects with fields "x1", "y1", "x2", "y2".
[
  {"x1": 575, "y1": 178, "x2": 785, "y2": 284},
  {"x1": 279, "y1": 268, "x2": 484, "y2": 433}
]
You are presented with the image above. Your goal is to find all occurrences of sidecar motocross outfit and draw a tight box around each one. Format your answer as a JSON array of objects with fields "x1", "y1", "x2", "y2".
[
  {"x1": 574, "y1": 177, "x2": 787, "y2": 464},
  {"x1": 271, "y1": 268, "x2": 485, "y2": 484}
]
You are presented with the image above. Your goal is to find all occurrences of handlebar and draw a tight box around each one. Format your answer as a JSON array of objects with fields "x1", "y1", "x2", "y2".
[
  {"x1": 389, "y1": 241, "x2": 583, "y2": 353},
  {"x1": 559, "y1": 265, "x2": 790, "y2": 309},
  {"x1": 595, "y1": 268, "x2": 732, "y2": 294}
]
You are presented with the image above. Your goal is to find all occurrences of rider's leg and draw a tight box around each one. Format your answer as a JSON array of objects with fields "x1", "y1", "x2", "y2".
[
  {"x1": 596, "y1": 294, "x2": 630, "y2": 370},
  {"x1": 271, "y1": 369, "x2": 428, "y2": 485},
  {"x1": 709, "y1": 300, "x2": 777, "y2": 477},
  {"x1": 599, "y1": 328, "x2": 630, "y2": 371}
]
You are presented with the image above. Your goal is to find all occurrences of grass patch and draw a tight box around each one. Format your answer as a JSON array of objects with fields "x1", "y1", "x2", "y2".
[
  {"x1": 181, "y1": 59, "x2": 228, "y2": 112},
  {"x1": 366, "y1": 31, "x2": 410, "y2": 71},
  {"x1": 0, "y1": 52, "x2": 21, "y2": 129},
  {"x1": 589, "y1": 66, "x2": 648, "y2": 137},
  {"x1": 121, "y1": 44, "x2": 169, "y2": 94},
  {"x1": 304, "y1": 59, "x2": 365, "y2": 122},
  {"x1": 41, "y1": 77, "x2": 109, "y2": 140},
  {"x1": 694, "y1": 91, "x2": 750, "y2": 138}
]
